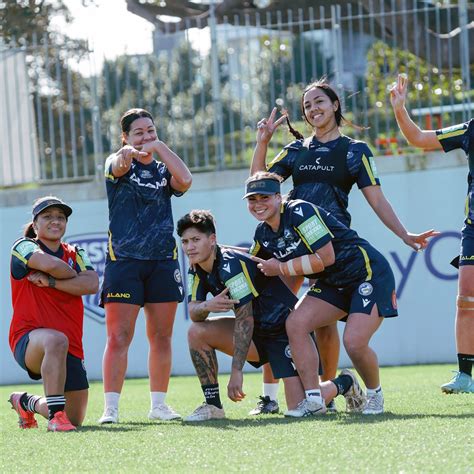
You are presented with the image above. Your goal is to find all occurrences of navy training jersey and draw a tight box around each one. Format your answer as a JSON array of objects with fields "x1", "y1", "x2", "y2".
[
  {"x1": 250, "y1": 199, "x2": 386, "y2": 288},
  {"x1": 436, "y1": 119, "x2": 474, "y2": 224},
  {"x1": 105, "y1": 156, "x2": 184, "y2": 260},
  {"x1": 267, "y1": 135, "x2": 380, "y2": 227},
  {"x1": 187, "y1": 246, "x2": 297, "y2": 332}
]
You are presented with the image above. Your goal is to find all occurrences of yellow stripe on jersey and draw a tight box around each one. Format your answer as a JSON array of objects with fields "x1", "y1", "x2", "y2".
[
  {"x1": 362, "y1": 155, "x2": 377, "y2": 185},
  {"x1": 173, "y1": 245, "x2": 178, "y2": 260},
  {"x1": 191, "y1": 273, "x2": 200, "y2": 300},
  {"x1": 12, "y1": 250, "x2": 28, "y2": 264},
  {"x1": 76, "y1": 253, "x2": 87, "y2": 272},
  {"x1": 311, "y1": 205, "x2": 335, "y2": 238},
  {"x1": 358, "y1": 245, "x2": 373, "y2": 281},
  {"x1": 267, "y1": 148, "x2": 288, "y2": 170},
  {"x1": 250, "y1": 240, "x2": 261, "y2": 256},
  {"x1": 108, "y1": 231, "x2": 116, "y2": 261},
  {"x1": 293, "y1": 226, "x2": 313, "y2": 252},
  {"x1": 240, "y1": 261, "x2": 259, "y2": 297},
  {"x1": 437, "y1": 129, "x2": 465, "y2": 141},
  {"x1": 465, "y1": 196, "x2": 472, "y2": 224}
]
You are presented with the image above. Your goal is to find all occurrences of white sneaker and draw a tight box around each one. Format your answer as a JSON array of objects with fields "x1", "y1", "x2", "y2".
[
  {"x1": 362, "y1": 390, "x2": 384, "y2": 415},
  {"x1": 340, "y1": 368, "x2": 367, "y2": 413},
  {"x1": 284, "y1": 397, "x2": 327, "y2": 418},
  {"x1": 98, "y1": 407, "x2": 119, "y2": 424},
  {"x1": 148, "y1": 403, "x2": 181, "y2": 421},
  {"x1": 184, "y1": 403, "x2": 225, "y2": 422}
]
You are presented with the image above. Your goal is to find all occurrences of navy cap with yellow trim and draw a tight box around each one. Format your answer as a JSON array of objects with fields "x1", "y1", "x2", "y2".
[
  {"x1": 32, "y1": 197, "x2": 73, "y2": 220},
  {"x1": 242, "y1": 178, "x2": 281, "y2": 199}
]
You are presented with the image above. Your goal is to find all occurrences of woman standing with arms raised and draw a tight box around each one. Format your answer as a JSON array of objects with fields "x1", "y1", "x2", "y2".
[
  {"x1": 99, "y1": 108, "x2": 192, "y2": 424},
  {"x1": 250, "y1": 79, "x2": 436, "y2": 412}
]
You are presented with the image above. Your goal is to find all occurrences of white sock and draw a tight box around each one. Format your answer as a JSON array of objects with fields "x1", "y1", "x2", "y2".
[
  {"x1": 366, "y1": 386, "x2": 382, "y2": 396},
  {"x1": 263, "y1": 383, "x2": 279, "y2": 401},
  {"x1": 305, "y1": 389, "x2": 322, "y2": 403},
  {"x1": 104, "y1": 392, "x2": 120, "y2": 410},
  {"x1": 151, "y1": 391, "x2": 167, "y2": 408}
]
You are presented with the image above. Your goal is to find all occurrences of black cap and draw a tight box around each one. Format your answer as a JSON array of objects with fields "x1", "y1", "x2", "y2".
[
  {"x1": 243, "y1": 178, "x2": 281, "y2": 199},
  {"x1": 32, "y1": 197, "x2": 73, "y2": 220}
]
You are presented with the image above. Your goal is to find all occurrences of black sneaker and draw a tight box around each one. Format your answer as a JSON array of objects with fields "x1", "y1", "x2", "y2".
[
  {"x1": 248, "y1": 396, "x2": 279, "y2": 415},
  {"x1": 326, "y1": 399, "x2": 337, "y2": 413}
]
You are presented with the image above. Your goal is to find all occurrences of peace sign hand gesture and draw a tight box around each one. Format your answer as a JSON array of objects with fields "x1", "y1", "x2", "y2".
[
  {"x1": 389, "y1": 73, "x2": 408, "y2": 112},
  {"x1": 256, "y1": 107, "x2": 287, "y2": 145}
]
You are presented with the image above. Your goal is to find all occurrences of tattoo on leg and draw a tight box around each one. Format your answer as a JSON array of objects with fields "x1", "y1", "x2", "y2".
[{"x1": 189, "y1": 348, "x2": 219, "y2": 385}]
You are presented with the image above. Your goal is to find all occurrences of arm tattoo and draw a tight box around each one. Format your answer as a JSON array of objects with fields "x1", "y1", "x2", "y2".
[
  {"x1": 189, "y1": 301, "x2": 210, "y2": 322},
  {"x1": 232, "y1": 302, "x2": 254, "y2": 371},
  {"x1": 189, "y1": 348, "x2": 219, "y2": 385}
]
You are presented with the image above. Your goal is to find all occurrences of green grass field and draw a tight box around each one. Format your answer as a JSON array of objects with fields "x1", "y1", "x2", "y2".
[{"x1": 1, "y1": 364, "x2": 472, "y2": 473}]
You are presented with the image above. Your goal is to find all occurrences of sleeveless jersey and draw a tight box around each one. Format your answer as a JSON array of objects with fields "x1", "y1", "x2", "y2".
[{"x1": 267, "y1": 136, "x2": 380, "y2": 226}]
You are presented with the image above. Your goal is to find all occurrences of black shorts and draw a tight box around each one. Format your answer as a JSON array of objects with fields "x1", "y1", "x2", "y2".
[
  {"x1": 307, "y1": 269, "x2": 398, "y2": 319},
  {"x1": 247, "y1": 327, "x2": 322, "y2": 379},
  {"x1": 101, "y1": 258, "x2": 184, "y2": 306},
  {"x1": 13, "y1": 332, "x2": 89, "y2": 391},
  {"x1": 459, "y1": 222, "x2": 474, "y2": 266}
]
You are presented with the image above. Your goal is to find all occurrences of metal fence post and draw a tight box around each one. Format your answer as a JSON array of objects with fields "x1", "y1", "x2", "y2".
[{"x1": 209, "y1": 0, "x2": 225, "y2": 169}]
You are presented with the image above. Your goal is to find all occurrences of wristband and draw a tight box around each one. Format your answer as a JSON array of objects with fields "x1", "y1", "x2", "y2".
[{"x1": 48, "y1": 275, "x2": 56, "y2": 288}]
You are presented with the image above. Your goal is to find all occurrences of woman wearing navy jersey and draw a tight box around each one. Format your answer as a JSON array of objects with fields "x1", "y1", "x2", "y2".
[
  {"x1": 391, "y1": 73, "x2": 474, "y2": 394},
  {"x1": 8, "y1": 196, "x2": 99, "y2": 432},
  {"x1": 250, "y1": 79, "x2": 435, "y2": 413},
  {"x1": 246, "y1": 172, "x2": 436, "y2": 416},
  {"x1": 99, "y1": 108, "x2": 192, "y2": 424}
]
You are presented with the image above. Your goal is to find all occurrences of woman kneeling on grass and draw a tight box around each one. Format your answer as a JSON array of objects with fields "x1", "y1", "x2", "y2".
[
  {"x1": 246, "y1": 172, "x2": 437, "y2": 416},
  {"x1": 8, "y1": 196, "x2": 99, "y2": 432}
]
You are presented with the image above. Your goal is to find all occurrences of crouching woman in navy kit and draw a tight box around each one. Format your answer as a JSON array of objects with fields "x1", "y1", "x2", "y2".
[
  {"x1": 246, "y1": 172, "x2": 437, "y2": 416},
  {"x1": 176, "y1": 210, "x2": 365, "y2": 421},
  {"x1": 8, "y1": 196, "x2": 99, "y2": 432},
  {"x1": 99, "y1": 108, "x2": 192, "y2": 424}
]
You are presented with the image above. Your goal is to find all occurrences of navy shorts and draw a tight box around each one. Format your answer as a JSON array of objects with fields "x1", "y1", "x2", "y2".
[
  {"x1": 13, "y1": 332, "x2": 89, "y2": 391},
  {"x1": 101, "y1": 258, "x2": 184, "y2": 306},
  {"x1": 307, "y1": 270, "x2": 398, "y2": 319},
  {"x1": 459, "y1": 222, "x2": 474, "y2": 266},
  {"x1": 248, "y1": 327, "x2": 322, "y2": 379}
]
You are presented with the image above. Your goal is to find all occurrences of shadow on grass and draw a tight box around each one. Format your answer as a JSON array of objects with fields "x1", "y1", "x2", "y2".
[{"x1": 78, "y1": 411, "x2": 474, "y2": 432}]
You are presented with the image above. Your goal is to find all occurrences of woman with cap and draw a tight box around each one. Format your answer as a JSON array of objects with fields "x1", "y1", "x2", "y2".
[
  {"x1": 8, "y1": 196, "x2": 99, "y2": 432},
  {"x1": 99, "y1": 108, "x2": 192, "y2": 424},
  {"x1": 249, "y1": 79, "x2": 437, "y2": 414},
  {"x1": 245, "y1": 172, "x2": 436, "y2": 416}
]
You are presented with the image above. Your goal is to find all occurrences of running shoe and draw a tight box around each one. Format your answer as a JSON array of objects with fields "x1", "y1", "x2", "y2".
[
  {"x1": 249, "y1": 396, "x2": 279, "y2": 415},
  {"x1": 441, "y1": 371, "x2": 473, "y2": 394},
  {"x1": 47, "y1": 411, "x2": 76, "y2": 432},
  {"x1": 148, "y1": 403, "x2": 181, "y2": 421},
  {"x1": 184, "y1": 403, "x2": 225, "y2": 422},
  {"x1": 340, "y1": 368, "x2": 366, "y2": 413},
  {"x1": 98, "y1": 407, "x2": 119, "y2": 424},
  {"x1": 284, "y1": 398, "x2": 327, "y2": 417},
  {"x1": 362, "y1": 390, "x2": 384, "y2": 415},
  {"x1": 8, "y1": 392, "x2": 38, "y2": 429}
]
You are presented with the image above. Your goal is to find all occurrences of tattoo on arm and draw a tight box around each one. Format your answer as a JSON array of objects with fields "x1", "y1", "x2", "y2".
[
  {"x1": 189, "y1": 301, "x2": 210, "y2": 322},
  {"x1": 232, "y1": 302, "x2": 254, "y2": 371},
  {"x1": 189, "y1": 348, "x2": 219, "y2": 385}
]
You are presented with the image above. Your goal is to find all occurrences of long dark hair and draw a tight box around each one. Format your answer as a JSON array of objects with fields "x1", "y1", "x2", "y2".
[
  {"x1": 120, "y1": 108, "x2": 155, "y2": 146},
  {"x1": 286, "y1": 79, "x2": 362, "y2": 141}
]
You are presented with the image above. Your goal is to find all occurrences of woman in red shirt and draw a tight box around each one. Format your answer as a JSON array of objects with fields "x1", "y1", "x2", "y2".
[{"x1": 8, "y1": 196, "x2": 98, "y2": 432}]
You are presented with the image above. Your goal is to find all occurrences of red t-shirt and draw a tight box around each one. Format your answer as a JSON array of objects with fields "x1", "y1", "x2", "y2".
[{"x1": 9, "y1": 238, "x2": 94, "y2": 359}]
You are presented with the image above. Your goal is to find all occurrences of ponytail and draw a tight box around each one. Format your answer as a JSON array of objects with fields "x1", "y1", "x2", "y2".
[
  {"x1": 285, "y1": 116, "x2": 304, "y2": 141},
  {"x1": 24, "y1": 222, "x2": 36, "y2": 238}
]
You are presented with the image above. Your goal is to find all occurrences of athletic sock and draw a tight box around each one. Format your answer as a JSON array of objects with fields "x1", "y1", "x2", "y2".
[
  {"x1": 104, "y1": 392, "x2": 120, "y2": 410},
  {"x1": 263, "y1": 383, "x2": 279, "y2": 401},
  {"x1": 201, "y1": 384, "x2": 222, "y2": 408},
  {"x1": 458, "y1": 353, "x2": 474, "y2": 377},
  {"x1": 46, "y1": 395, "x2": 66, "y2": 420},
  {"x1": 305, "y1": 389, "x2": 323, "y2": 404},
  {"x1": 19, "y1": 393, "x2": 41, "y2": 413},
  {"x1": 366, "y1": 386, "x2": 382, "y2": 397},
  {"x1": 150, "y1": 391, "x2": 167, "y2": 408},
  {"x1": 332, "y1": 374, "x2": 353, "y2": 396}
]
